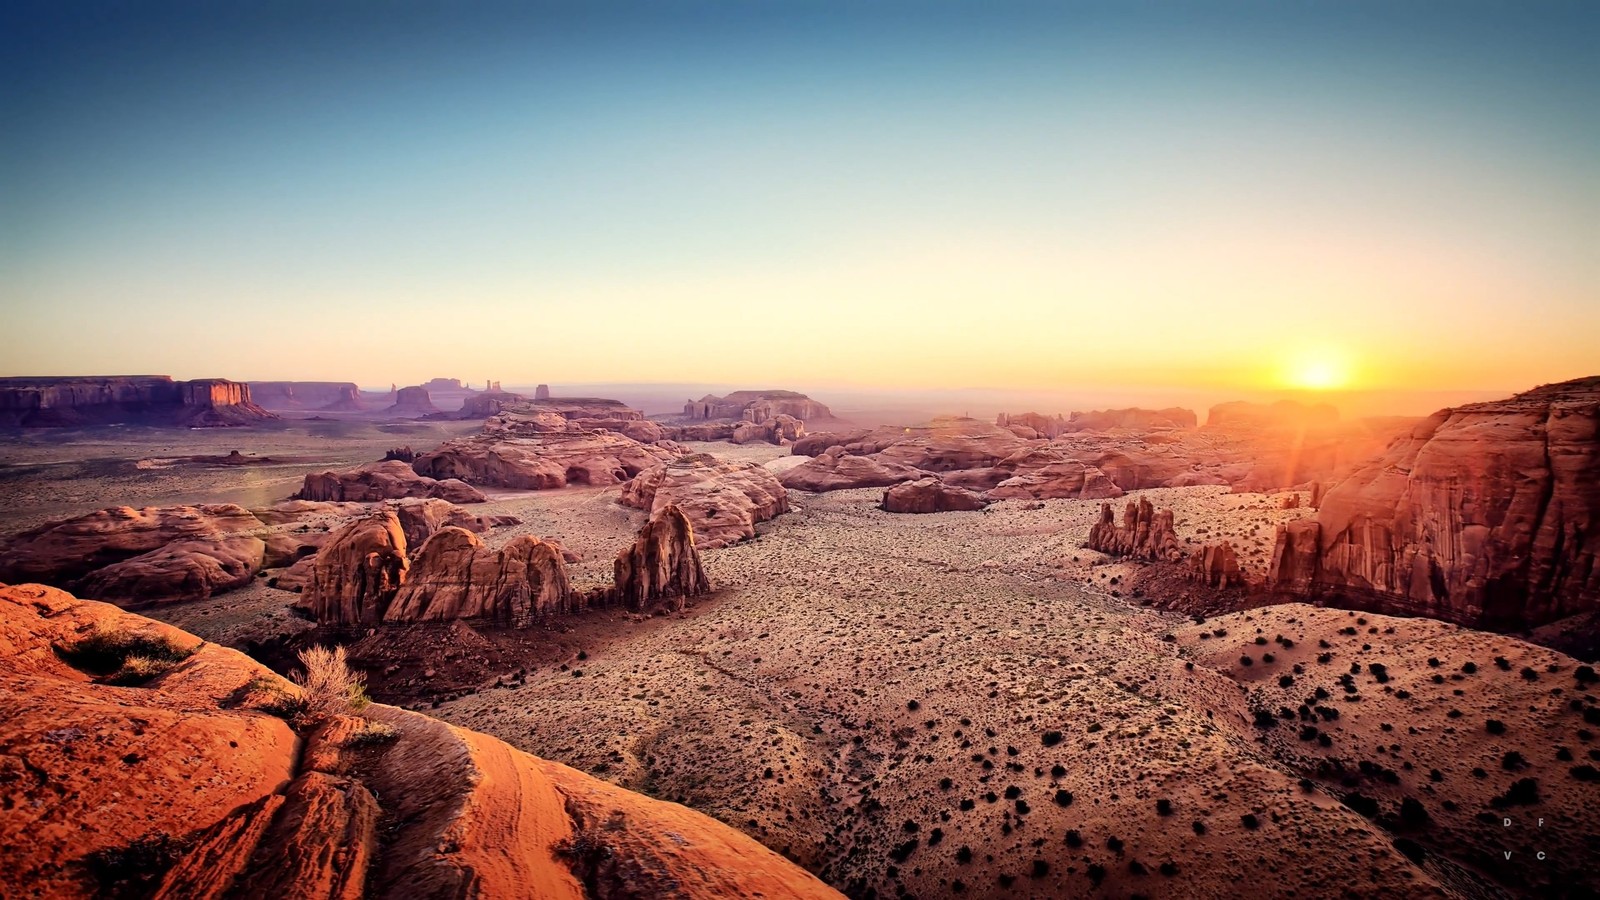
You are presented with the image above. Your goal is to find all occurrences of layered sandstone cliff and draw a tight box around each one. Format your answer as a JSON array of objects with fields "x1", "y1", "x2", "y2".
[
  {"x1": 0, "y1": 583, "x2": 840, "y2": 900},
  {"x1": 0, "y1": 376, "x2": 276, "y2": 427},
  {"x1": 1267, "y1": 377, "x2": 1600, "y2": 631},
  {"x1": 683, "y1": 389, "x2": 833, "y2": 423}
]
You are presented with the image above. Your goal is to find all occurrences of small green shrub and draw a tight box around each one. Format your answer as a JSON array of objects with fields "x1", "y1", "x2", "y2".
[{"x1": 57, "y1": 627, "x2": 196, "y2": 686}]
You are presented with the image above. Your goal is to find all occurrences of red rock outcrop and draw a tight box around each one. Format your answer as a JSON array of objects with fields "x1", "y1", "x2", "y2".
[
  {"x1": 1065, "y1": 406, "x2": 1198, "y2": 432},
  {"x1": 413, "y1": 431, "x2": 678, "y2": 490},
  {"x1": 386, "y1": 528, "x2": 578, "y2": 624},
  {"x1": 295, "y1": 511, "x2": 411, "y2": 626},
  {"x1": 0, "y1": 503, "x2": 267, "y2": 587},
  {"x1": 297, "y1": 460, "x2": 487, "y2": 504},
  {"x1": 943, "y1": 447, "x2": 1124, "y2": 500},
  {"x1": 0, "y1": 583, "x2": 842, "y2": 900},
  {"x1": 1267, "y1": 377, "x2": 1600, "y2": 631},
  {"x1": 620, "y1": 454, "x2": 789, "y2": 548},
  {"x1": 1085, "y1": 498, "x2": 1184, "y2": 561},
  {"x1": 386, "y1": 386, "x2": 439, "y2": 416},
  {"x1": 780, "y1": 448, "x2": 925, "y2": 492},
  {"x1": 880, "y1": 477, "x2": 990, "y2": 513},
  {"x1": 77, "y1": 535, "x2": 268, "y2": 605},
  {"x1": 0, "y1": 375, "x2": 276, "y2": 427},
  {"x1": 249, "y1": 381, "x2": 365, "y2": 411},
  {"x1": 609, "y1": 505, "x2": 711, "y2": 612}
]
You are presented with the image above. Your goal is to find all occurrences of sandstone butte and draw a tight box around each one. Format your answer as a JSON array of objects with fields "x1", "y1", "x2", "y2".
[
  {"x1": 295, "y1": 504, "x2": 712, "y2": 627},
  {"x1": 0, "y1": 582, "x2": 841, "y2": 900},
  {"x1": 681, "y1": 389, "x2": 834, "y2": 423},
  {"x1": 1267, "y1": 376, "x2": 1600, "y2": 631},
  {"x1": 248, "y1": 380, "x2": 365, "y2": 411},
  {"x1": 0, "y1": 498, "x2": 513, "y2": 608},
  {"x1": 619, "y1": 453, "x2": 790, "y2": 548}
]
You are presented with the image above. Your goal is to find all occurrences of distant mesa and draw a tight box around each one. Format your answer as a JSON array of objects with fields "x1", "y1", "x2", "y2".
[
  {"x1": 997, "y1": 407, "x2": 1197, "y2": 438},
  {"x1": 682, "y1": 389, "x2": 834, "y2": 423},
  {"x1": 1267, "y1": 375, "x2": 1600, "y2": 633},
  {"x1": 250, "y1": 381, "x2": 365, "y2": 412},
  {"x1": 0, "y1": 375, "x2": 276, "y2": 427},
  {"x1": 534, "y1": 383, "x2": 551, "y2": 400},
  {"x1": 1206, "y1": 398, "x2": 1340, "y2": 429},
  {"x1": 420, "y1": 377, "x2": 469, "y2": 392},
  {"x1": 385, "y1": 385, "x2": 440, "y2": 417}
]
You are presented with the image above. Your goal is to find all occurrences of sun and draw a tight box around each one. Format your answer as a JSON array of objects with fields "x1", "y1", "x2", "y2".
[{"x1": 1282, "y1": 350, "x2": 1353, "y2": 391}]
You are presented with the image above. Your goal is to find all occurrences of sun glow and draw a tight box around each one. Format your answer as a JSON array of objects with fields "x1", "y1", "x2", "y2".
[{"x1": 1282, "y1": 350, "x2": 1353, "y2": 391}]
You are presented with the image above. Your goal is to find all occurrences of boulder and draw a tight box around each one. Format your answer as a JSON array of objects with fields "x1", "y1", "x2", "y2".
[
  {"x1": 1266, "y1": 377, "x2": 1600, "y2": 631},
  {"x1": 620, "y1": 454, "x2": 789, "y2": 548},
  {"x1": 385, "y1": 528, "x2": 577, "y2": 625},
  {"x1": 880, "y1": 478, "x2": 990, "y2": 513},
  {"x1": 294, "y1": 511, "x2": 410, "y2": 626},
  {"x1": 0, "y1": 503, "x2": 269, "y2": 587},
  {"x1": 610, "y1": 505, "x2": 711, "y2": 612},
  {"x1": 296, "y1": 460, "x2": 487, "y2": 504},
  {"x1": 77, "y1": 535, "x2": 267, "y2": 605},
  {"x1": 1085, "y1": 498, "x2": 1183, "y2": 561},
  {"x1": 780, "y1": 449, "x2": 924, "y2": 492}
]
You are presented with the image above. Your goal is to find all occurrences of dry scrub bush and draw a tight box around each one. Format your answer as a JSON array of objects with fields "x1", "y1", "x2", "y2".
[{"x1": 293, "y1": 645, "x2": 369, "y2": 720}]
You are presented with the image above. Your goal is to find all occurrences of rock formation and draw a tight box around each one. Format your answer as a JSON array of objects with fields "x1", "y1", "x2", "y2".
[
  {"x1": 1085, "y1": 498, "x2": 1184, "y2": 561},
  {"x1": 0, "y1": 503, "x2": 269, "y2": 587},
  {"x1": 0, "y1": 583, "x2": 842, "y2": 900},
  {"x1": 946, "y1": 447, "x2": 1125, "y2": 500},
  {"x1": 620, "y1": 454, "x2": 789, "y2": 548},
  {"x1": 385, "y1": 528, "x2": 577, "y2": 625},
  {"x1": 76, "y1": 535, "x2": 268, "y2": 605},
  {"x1": 780, "y1": 448, "x2": 925, "y2": 492},
  {"x1": 296, "y1": 460, "x2": 487, "y2": 504},
  {"x1": 1066, "y1": 406, "x2": 1198, "y2": 432},
  {"x1": 249, "y1": 381, "x2": 365, "y2": 411},
  {"x1": 610, "y1": 505, "x2": 711, "y2": 612},
  {"x1": 534, "y1": 383, "x2": 551, "y2": 400},
  {"x1": 682, "y1": 390, "x2": 833, "y2": 423},
  {"x1": 386, "y1": 386, "x2": 439, "y2": 416},
  {"x1": 880, "y1": 477, "x2": 989, "y2": 513},
  {"x1": 422, "y1": 377, "x2": 465, "y2": 392},
  {"x1": 0, "y1": 375, "x2": 276, "y2": 427},
  {"x1": 412, "y1": 430, "x2": 679, "y2": 489},
  {"x1": 1267, "y1": 377, "x2": 1600, "y2": 631},
  {"x1": 1186, "y1": 541, "x2": 1244, "y2": 589},
  {"x1": 295, "y1": 511, "x2": 410, "y2": 626}
]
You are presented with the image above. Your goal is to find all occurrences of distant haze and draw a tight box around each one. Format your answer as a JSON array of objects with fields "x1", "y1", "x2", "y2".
[{"x1": 3, "y1": 2, "x2": 1595, "y2": 399}]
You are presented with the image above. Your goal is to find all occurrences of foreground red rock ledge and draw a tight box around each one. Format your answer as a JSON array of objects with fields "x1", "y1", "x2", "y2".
[{"x1": 0, "y1": 582, "x2": 841, "y2": 900}]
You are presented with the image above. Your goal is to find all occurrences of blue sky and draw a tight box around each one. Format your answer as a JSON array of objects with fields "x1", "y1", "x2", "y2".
[{"x1": 2, "y1": 1, "x2": 1596, "y2": 393}]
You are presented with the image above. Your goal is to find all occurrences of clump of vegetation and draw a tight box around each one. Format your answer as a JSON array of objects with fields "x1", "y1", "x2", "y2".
[
  {"x1": 57, "y1": 627, "x2": 196, "y2": 686},
  {"x1": 293, "y1": 645, "x2": 369, "y2": 720},
  {"x1": 346, "y1": 719, "x2": 401, "y2": 747}
]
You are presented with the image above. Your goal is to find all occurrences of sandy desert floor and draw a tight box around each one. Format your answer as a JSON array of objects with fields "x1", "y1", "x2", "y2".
[{"x1": 15, "y1": 435, "x2": 1597, "y2": 898}]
